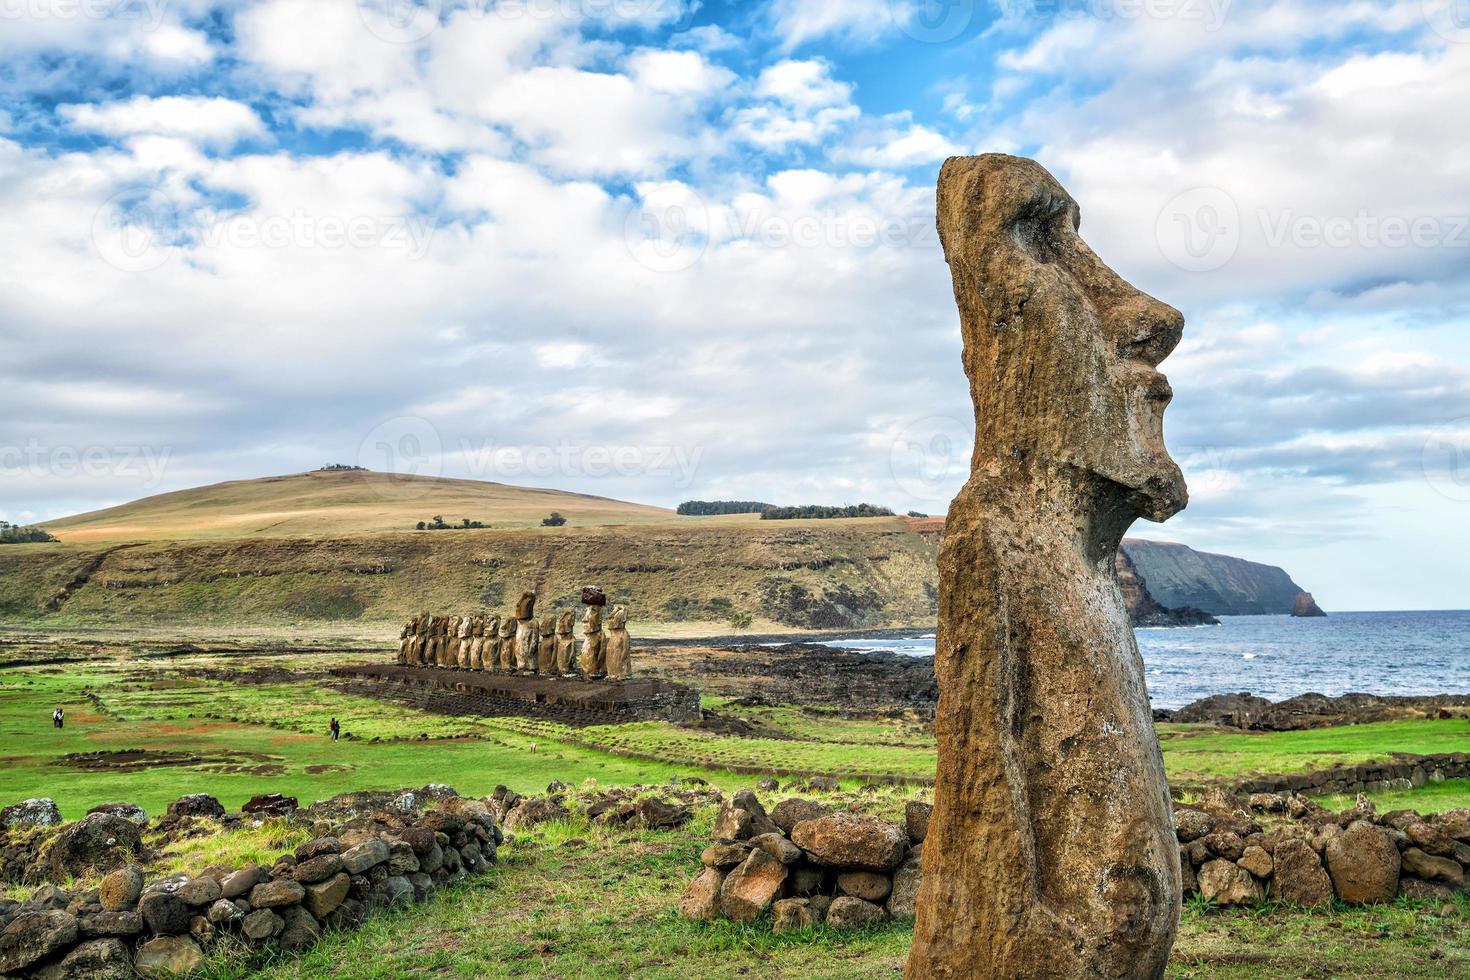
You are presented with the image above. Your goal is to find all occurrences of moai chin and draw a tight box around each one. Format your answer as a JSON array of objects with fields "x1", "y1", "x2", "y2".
[
  {"x1": 483, "y1": 614, "x2": 502, "y2": 673},
  {"x1": 554, "y1": 609, "x2": 577, "y2": 677},
  {"x1": 603, "y1": 604, "x2": 632, "y2": 680},
  {"x1": 578, "y1": 604, "x2": 605, "y2": 678},
  {"x1": 514, "y1": 592, "x2": 539, "y2": 674},
  {"x1": 537, "y1": 613, "x2": 558, "y2": 675},
  {"x1": 905, "y1": 155, "x2": 1186, "y2": 980}
]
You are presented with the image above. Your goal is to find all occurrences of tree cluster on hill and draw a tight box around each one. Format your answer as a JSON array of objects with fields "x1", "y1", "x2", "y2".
[
  {"x1": 0, "y1": 521, "x2": 57, "y2": 544},
  {"x1": 318, "y1": 463, "x2": 367, "y2": 471},
  {"x1": 541, "y1": 512, "x2": 567, "y2": 527},
  {"x1": 759, "y1": 504, "x2": 894, "y2": 521},
  {"x1": 416, "y1": 516, "x2": 487, "y2": 530},
  {"x1": 676, "y1": 500, "x2": 773, "y2": 516}
]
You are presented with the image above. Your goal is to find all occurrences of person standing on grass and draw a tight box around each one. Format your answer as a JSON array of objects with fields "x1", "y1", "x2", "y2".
[
  {"x1": 52, "y1": 707, "x2": 64, "y2": 729},
  {"x1": 329, "y1": 717, "x2": 340, "y2": 741}
]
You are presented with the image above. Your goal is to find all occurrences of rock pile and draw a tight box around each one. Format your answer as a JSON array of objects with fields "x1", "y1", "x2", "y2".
[
  {"x1": 0, "y1": 793, "x2": 500, "y2": 978},
  {"x1": 678, "y1": 789, "x2": 928, "y2": 931},
  {"x1": 1176, "y1": 788, "x2": 1470, "y2": 906}
]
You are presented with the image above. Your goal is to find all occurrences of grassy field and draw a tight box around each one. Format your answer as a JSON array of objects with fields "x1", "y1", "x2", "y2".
[{"x1": 185, "y1": 808, "x2": 1470, "y2": 980}]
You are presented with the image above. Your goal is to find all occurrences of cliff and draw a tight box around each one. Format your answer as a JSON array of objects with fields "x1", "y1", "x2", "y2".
[
  {"x1": 1120, "y1": 539, "x2": 1308, "y2": 616},
  {"x1": 1115, "y1": 549, "x2": 1220, "y2": 628},
  {"x1": 1292, "y1": 592, "x2": 1328, "y2": 617}
]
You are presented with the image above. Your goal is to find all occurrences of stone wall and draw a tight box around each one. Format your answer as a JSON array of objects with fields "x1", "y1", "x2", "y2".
[
  {"x1": 1234, "y1": 752, "x2": 1470, "y2": 798},
  {"x1": 0, "y1": 789, "x2": 501, "y2": 978}
]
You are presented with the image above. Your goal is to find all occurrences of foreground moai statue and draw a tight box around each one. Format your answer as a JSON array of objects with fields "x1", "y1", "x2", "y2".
[
  {"x1": 442, "y1": 616, "x2": 459, "y2": 668},
  {"x1": 554, "y1": 609, "x2": 577, "y2": 676},
  {"x1": 905, "y1": 156, "x2": 1186, "y2": 979},
  {"x1": 514, "y1": 592, "x2": 539, "y2": 674},
  {"x1": 538, "y1": 613, "x2": 558, "y2": 675},
  {"x1": 603, "y1": 604, "x2": 632, "y2": 679},
  {"x1": 578, "y1": 605, "x2": 605, "y2": 678},
  {"x1": 498, "y1": 616, "x2": 518, "y2": 672}
]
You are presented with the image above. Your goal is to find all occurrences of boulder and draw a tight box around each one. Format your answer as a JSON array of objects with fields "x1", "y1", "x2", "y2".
[
  {"x1": 134, "y1": 936, "x2": 204, "y2": 978},
  {"x1": 242, "y1": 908, "x2": 284, "y2": 940},
  {"x1": 503, "y1": 797, "x2": 569, "y2": 831},
  {"x1": 77, "y1": 910, "x2": 142, "y2": 938},
  {"x1": 0, "y1": 910, "x2": 80, "y2": 973},
  {"x1": 387, "y1": 841, "x2": 419, "y2": 875},
  {"x1": 341, "y1": 839, "x2": 390, "y2": 874},
  {"x1": 279, "y1": 904, "x2": 320, "y2": 951},
  {"x1": 678, "y1": 868, "x2": 725, "y2": 920},
  {"x1": 788, "y1": 865, "x2": 824, "y2": 895},
  {"x1": 838, "y1": 870, "x2": 892, "y2": 902},
  {"x1": 1406, "y1": 823, "x2": 1455, "y2": 857},
  {"x1": 770, "y1": 798, "x2": 830, "y2": 835},
  {"x1": 177, "y1": 876, "x2": 222, "y2": 907},
  {"x1": 98, "y1": 866, "x2": 144, "y2": 912},
  {"x1": 138, "y1": 892, "x2": 191, "y2": 936},
  {"x1": 25, "y1": 884, "x2": 69, "y2": 911},
  {"x1": 904, "y1": 801, "x2": 932, "y2": 844},
  {"x1": 772, "y1": 897, "x2": 820, "y2": 933},
  {"x1": 85, "y1": 803, "x2": 148, "y2": 825},
  {"x1": 249, "y1": 879, "x2": 306, "y2": 909},
  {"x1": 749, "y1": 832, "x2": 802, "y2": 865},
  {"x1": 1197, "y1": 859, "x2": 1263, "y2": 906},
  {"x1": 826, "y1": 895, "x2": 886, "y2": 929},
  {"x1": 46, "y1": 937, "x2": 131, "y2": 979},
  {"x1": 219, "y1": 865, "x2": 267, "y2": 899},
  {"x1": 305, "y1": 873, "x2": 351, "y2": 919},
  {"x1": 1325, "y1": 823, "x2": 1400, "y2": 904},
  {"x1": 242, "y1": 794, "x2": 299, "y2": 818},
  {"x1": 791, "y1": 813, "x2": 906, "y2": 872},
  {"x1": 1401, "y1": 847, "x2": 1464, "y2": 884},
  {"x1": 0, "y1": 798, "x2": 62, "y2": 830},
  {"x1": 719, "y1": 849, "x2": 788, "y2": 922},
  {"x1": 633, "y1": 798, "x2": 691, "y2": 830},
  {"x1": 1202, "y1": 832, "x2": 1245, "y2": 861},
  {"x1": 189, "y1": 915, "x2": 213, "y2": 945},
  {"x1": 293, "y1": 853, "x2": 346, "y2": 884},
  {"x1": 806, "y1": 777, "x2": 840, "y2": 792},
  {"x1": 701, "y1": 842, "x2": 751, "y2": 870},
  {"x1": 44, "y1": 813, "x2": 142, "y2": 879},
  {"x1": 164, "y1": 794, "x2": 226, "y2": 823},
  {"x1": 206, "y1": 900, "x2": 243, "y2": 928},
  {"x1": 377, "y1": 875, "x2": 414, "y2": 907},
  {"x1": 1237, "y1": 845, "x2": 1273, "y2": 879},
  {"x1": 1270, "y1": 839, "x2": 1332, "y2": 907},
  {"x1": 887, "y1": 855, "x2": 922, "y2": 918},
  {"x1": 714, "y1": 790, "x2": 780, "y2": 841},
  {"x1": 296, "y1": 837, "x2": 341, "y2": 861}
]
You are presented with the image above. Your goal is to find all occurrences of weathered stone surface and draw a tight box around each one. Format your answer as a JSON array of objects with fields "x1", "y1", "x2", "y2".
[
  {"x1": 904, "y1": 801, "x2": 931, "y2": 844},
  {"x1": 242, "y1": 794, "x2": 298, "y2": 818},
  {"x1": 827, "y1": 895, "x2": 886, "y2": 930},
  {"x1": 296, "y1": 837, "x2": 341, "y2": 861},
  {"x1": 789, "y1": 865, "x2": 824, "y2": 895},
  {"x1": 1406, "y1": 823, "x2": 1455, "y2": 857},
  {"x1": 177, "y1": 876, "x2": 222, "y2": 907},
  {"x1": 1198, "y1": 859, "x2": 1263, "y2": 906},
  {"x1": 701, "y1": 842, "x2": 751, "y2": 870},
  {"x1": 242, "y1": 908, "x2": 284, "y2": 940},
  {"x1": 293, "y1": 853, "x2": 346, "y2": 884},
  {"x1": 25, "y1": 884, "x2": 68, "y2": 911},
  {"x1": 719, "y1": 849, "x2": 788, "y2": 922},
  {"x1": 772, "y1": 897, "x2": 820, "y2": 933},
  {"x1": 44, "y1": 813, "x2": 143, "y2": 879},
  {"x1": 791, "y1": 813, "x2": 905, "y2": 872},
  {"x1": 249, "y1": 879, "x2": 306, "y2": 909},
  {"x1": 341, "y1": 839, "x2": 390, "y2": 874},
  {"x1": 219, "y1": 865, "x2": 267, "y2": 899},
  {"x1": 633, "y1": 798, "x2": 690, "y2": 830},
  {"x1": 49, "y1": 937, "x2": 131, "y2": 979},
  {"x1": 78, "y1": 910, "x2": 143, "y2": 938},
  {"x1": 206, "y1": 900, "x2": 243, "y2": 927},
  {"x1": 1271, "y1": 839, "x2": 1332, "y2": 907},
  {"x1": 1173, "y1": 807, "x2": 1215, "y2": 843},
  {"x1": 165, "y1": 794, "x2": 226, "y2": 823},
  {"x1": 1325, "y1": 823, "x2": 1400, "y2": 904},
  {"x1": 98, "y1": 866, "x2": 144, "y2": 912},
  {"x1": 133, "y1": 936, "x2": 205, "y2": 978},
  {"x1": 279, "y1": 904, "x2": 321, "y2": 951},
  {"x1": 1237, "y1": 846, "x2": 1273, "y2": 879},
  {"x1": 838, "y1": 870, "x2": 892, "y2": 902},
  {"x1": 887, "y1": 856, "x2": 923, "y2": 918},
  {"x1": 0, "y1": 910, "x2": 80, "y2": 973},
  {"x1": 714, "y1": 790, "x2": 781, "y2": 841},
  {"x1": 749, "y1": 832, "x2": 802, "y2": 865},
  {"x1": 769, "y1": 798, "x2": 829, "y2": 835},
  {"x1": 0, "y1": 798, "x2": 62, "y2": 830},
  {"x1": 678, "y1": 868, "x2": 725, "y2": 920},
  {"x1": 907, "y1": 155, "x2": 1186, "y2": 980},
  {"x1": 139, "y1": 892, "x2": 192, "y2": 936},
  {"x1": 1401, "y1": 847, "x2": 1464, "y2": 884},
  {"x1": 305, "y1": 873, "x2": 352, "y2": 919}
]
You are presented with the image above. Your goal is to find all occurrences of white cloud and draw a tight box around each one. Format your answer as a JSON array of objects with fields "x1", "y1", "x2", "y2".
[
  {"x1": 834, "y1": 114, "x2": 960, "y2": 168},
  {"x1": 768, "y1": 0, "x2": 901, "y2": 49},
  {"x1": 755, "y1": 59, "x2": 852, "y2": 110},
  {"x1": 61, "y1": 97, "x2": 265, "y2": 148}
]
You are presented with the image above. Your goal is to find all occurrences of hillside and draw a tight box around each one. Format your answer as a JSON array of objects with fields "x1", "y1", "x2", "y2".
[
  {"x1": 40, "y1": 469, "x2": 674, "y2": 542},
  {"x1": 1121, "y1": 538, "x2": 1308, "y2": 615}
]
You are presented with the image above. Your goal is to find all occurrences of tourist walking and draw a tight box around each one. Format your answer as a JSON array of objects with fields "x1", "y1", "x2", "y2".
[
  {"x1": 329, "y1": 717, "x2": 340, "y2": 741},
  {"x1": 52, "y1": 707, "x2": 64, "y2": 729}
]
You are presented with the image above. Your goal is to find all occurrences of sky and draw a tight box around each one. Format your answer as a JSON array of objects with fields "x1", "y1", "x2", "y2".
[{"x1": 1, "y1": 0, "x2": 1468, "y2": 611}]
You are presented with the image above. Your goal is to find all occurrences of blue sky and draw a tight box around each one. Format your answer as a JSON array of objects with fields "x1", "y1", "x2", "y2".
[{"x1": 1, "y1": 0, "x2": 1468, "y2": 611}]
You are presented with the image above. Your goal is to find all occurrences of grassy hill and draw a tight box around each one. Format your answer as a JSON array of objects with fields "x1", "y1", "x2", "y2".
[{"x1": 40, "y1": 469, "x2": 676, "y2": 542}]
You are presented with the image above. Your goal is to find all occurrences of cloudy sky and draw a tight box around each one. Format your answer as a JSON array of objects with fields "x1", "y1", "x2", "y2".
[{"x1": 1, "y1": 0, "x2": 1468, "y2": 610}]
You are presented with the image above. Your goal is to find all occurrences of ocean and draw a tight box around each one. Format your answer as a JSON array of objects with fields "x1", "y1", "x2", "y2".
[{"x1": 825, "y1": 610, "x2": 1470, "y2": 710}]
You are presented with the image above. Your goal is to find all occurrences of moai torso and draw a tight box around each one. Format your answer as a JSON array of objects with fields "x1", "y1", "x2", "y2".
[
  {"x1": 604, "y1": 604, "x2": 632, "y2": 679},
  {"x1": 483, "y1": 615, "x2": 502, "y2": 672},
  {"x1": 578, "y1": 605, "x2": 605, "y2": 677},
  {"x1": 469, "y1": 615, "x2": 486, "y2": 670},
  {"x1": 514, "y1": 592, "x2": 538, "y2": 673},
  {"x1": 443, "y1": 616, "x2": 461, "y2": 668},
  {"x1": 498, "y1": 617, "x2": 518, "y2": 672},
  {"x1": 555, "y1": 609, "x2": 577, "y2": 676}
]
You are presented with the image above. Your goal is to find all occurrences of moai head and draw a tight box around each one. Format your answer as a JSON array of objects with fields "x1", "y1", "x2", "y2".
[
  {"x1": 556, "y1": 609, "x2": 575, "y2": 634},
  {"x1": 581, "y1": 605, "x2": 602, "y2": 632},
  {"x1": 607, "y1": 604, "x2": 628, "y2": 629},
  {"x1": 936, "y1": 154, "x2": 1187, "y2": 525},
  {"x1": 515, "y1": 591, "x2": 536, "y2": 620},
  {"x1": 472, "y1": 615, "x2": 485, "y2": 637},
  {"x1": 485, "y1": 614, "x2": 500, "y2": 636},
  {"x1": 498, "y1": 617, "x2": 516, "y2": 639},
  {"x1": 540, "y1": 613, "x2": 555, "y2": 634},
  {"x1": 458, "y1": 616, "x2": 472, "y2": 638}
]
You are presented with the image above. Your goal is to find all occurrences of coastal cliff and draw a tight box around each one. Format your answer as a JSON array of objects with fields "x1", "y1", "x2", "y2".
[
  {"x1": 1115, "y1": 548, "x2": 1219, "y2": 628},
  {"x1": 1121, "y1": 539, "x2": 1308, "y2": 616}
]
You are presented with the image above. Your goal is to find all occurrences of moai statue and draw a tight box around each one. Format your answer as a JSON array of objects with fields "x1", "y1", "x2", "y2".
[
  {"x1": 905, "y1": 156, "x2": 1187, "y2": 980},
  {"x1": 483, "y1": 614, "x2": 502, "y2": 673},
  {"x1": 456, "y1": 615, "x2": 473, "y2": 668},
  {"x1": 553, "y1": 609, "x2": 576, "y2": 676},
  {"x1": 578, "y1": 605, "x2": 605, "y2": 678},
  {"x1": 422, "y1": 616, "x2": 439, "y2": 667},
  {"x1": 468, "y1": 615, "x2": 486, "y2": 670},
  {"x1": 408, "y1": 613, "x2": 428, "y2": 666},
  {"x1": 514, "y1": 592, "x2": 539, "y2": 674},
  {"x1": 397, "y1": 617, "x2": 413, "y2": 665},
  {"x1": 442, "y1": 616, "x2": 461, "y2": 668},
  {"x1": 498, "y1": 616, "x2": 518, "y2": 672},
  {"x1": 538, "y1": 613, "x2": 558, "y2": 675},
  {"x1": 604, "y1": 604, "x2": 632, "y2": 679}
]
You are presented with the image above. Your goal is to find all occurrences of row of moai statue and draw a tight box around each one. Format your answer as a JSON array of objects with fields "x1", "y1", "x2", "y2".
[{"x1": 396, "y1": 588, "x2": 631, "y2": 680}]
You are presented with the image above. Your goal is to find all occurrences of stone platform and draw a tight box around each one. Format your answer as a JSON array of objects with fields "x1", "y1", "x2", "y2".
[{"x1": 331, "y1": 665, "x2": 702, "y2": 725}]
